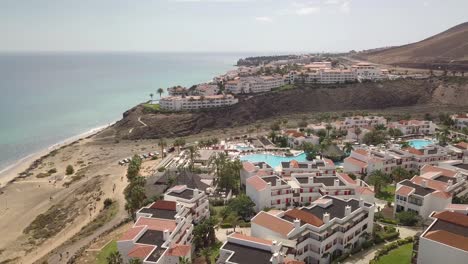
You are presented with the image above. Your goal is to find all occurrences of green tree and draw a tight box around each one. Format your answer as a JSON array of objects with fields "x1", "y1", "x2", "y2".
[
  {"x1": 149, "y1": 93, "x2": 154, "y2": 103},
  {"x1": 362, "y1": 130, "x2": 387, "y2": 145},
  {"x1": 343, "y1": 142, "x2": 353, "y2": 154},
  {"x1": 270, "y1": 122, "x2": 281, "y2": 131},
  {"x1": 325, "y1": 123, "x2": 333, "y2": 137},
  {"x1": 193, "y1": 217, "x2": 217, "y2": 249},
  {"x1": 374, "y1": 124, "x2": 387, "y2": 131},
  {"x1": 400, "y1": 141, "x2": 411, "y2": 149},
  {"x1": 391, "y1": 167, "x2": 410, "y2": 183},
  {"x1": 128, "y1": 258, "x2": 142, "y2": 264},
  {"x1": 268, "y1": 131, "x2": 277, "y2": 143},
  {"x1": 368, "y1": 170, "x2": 390, "y2": 196},
  {"x1": 173, "y1": 138, "x2": 186, "y2": 153},
  {"x1": 225, "y1": 213, "x2": 241, "y2": 232},
  {"x1": 106, "y1": 251, "x2": 123, "y2": 264},
  {"x1": 302, "y1": 142, "x2": 318, "y2": 161},
  {"x1": 157, "y1": 88, "x2": 164, "y2": 99},
  {"x1": 354, "y1": 127, "x2": 362, "y2": 142},
  {"x1": 124, "y1": 176, "x2": 147, "y2": 219},
  {"x1": 396, "y1": 211, "x2": 421, "y2": 226},
  {"x1": 127, "y1": 154, "x2": 142, "y2": 180},
  {"x1": 436, "y1": 126, "x2": 450, "y2": 146},
  {"x1": 227, "y1": 194, "x2": 255, "y2": 219},
  {"x1": 201, "y1": 248, "x2": 211, "y2": 264},
  {"x1": 179, "y1": 257, "x2": 192, "y2": 264},
  {"x1": 66, "y1": 165, "x2": 74, "y2": 175},
  {"x1": 388, "y1": 128, "x2": 403, "y2": 138},
  {"x1": 187, "y1": 145, "x2": 199, "y2": 171}
]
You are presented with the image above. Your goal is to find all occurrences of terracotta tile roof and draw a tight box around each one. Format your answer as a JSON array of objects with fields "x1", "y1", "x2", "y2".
[
  {"x1": 266, "y1": 209, "x2": 284, "y2": 216},
  {"x1": 284, "y1": 209, "x2": 324, "y2": 227},
  {"x1": 150, "y1": 200, "x2": 176, "y2": 211},
  {"x1": 290, "y1": 160, "x2": 300, "y2": 168},
  {"x1": 127, "y1": 245, "x2": 155, "y2": 259},
  {"x1": 166, "y1": 244, "x2": 191, "y2": 256},
  {"x1": 356, "y1": 186, "x2": 374, "y2": 195},
  {"x1": 455, "y1": 142, "x2": 468, "y2": 149},
  {"x1": 431, "y1": 191, "x2": 452, "y2": 199},
  {"x1": 411, "y1": 176, "x2": 447, "y2": 192},
  {"x1": 338, "y1": 173, "x2": 356, "y2": 185},
  {"x1": 135, "y1": 217, "x2": 177, "y2": 231},
  {"x1": 255, "y1": 170, "x2": 270, "y2": 177},
  {"x1": 396, "y1": 185, "x2": 414, "y2": 196},
  {"x1": 251, "y1": 211, "x2": 294, "y2": 236},
  {"x1": 421, "y1": 165, "x2": 457, "y2": 177},
  {"x1": 246, "y1": 176, "x2": 268, "y2": 191},
  {"x1": 354, "y1": 149, "x2": 369, "y2": 155},
  {"x1": 230, "y1": 233, "x2": 273, "y2": 245},
  {"x1": 242, "y1": 162, "x2": 256, "y2": 172},
  {"x1": 403, "y1": 147, "x2": 424, "y2": 156},
  {"x1": 120, "y1": 226, "x2": 145, "y2": 241},
  {"x1": 324, "y1": 158, "x2": 335, "y2": 167},
  {"x1": 287, "y1": 131, "x2": 305, "y2": 138},
  {"x1": 433, "y1": 211, "x2": 468, "y2": 227},
  {"x1": 344, "y1": 157, "x2": 368, "y2": 168},
  {"x1": 445, "y1": 203, "x2": 468, "y2": 211},
  {"x1": 424, "y1": 230, "x2": 468, "y2": 251}
]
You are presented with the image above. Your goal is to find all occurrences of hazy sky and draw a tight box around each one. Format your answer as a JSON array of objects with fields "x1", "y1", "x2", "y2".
[{"x1": 1, "y1": 0, "x2": 467, "y2": 52}]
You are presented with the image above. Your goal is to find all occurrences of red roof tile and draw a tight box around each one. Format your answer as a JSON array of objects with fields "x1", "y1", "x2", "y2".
[
  {"x1": 128, "y1": 245, "x2": 155, "y2": 259},
  {"x1": 354, "y1": 149, "x2": 369, "y2": 155},
  {"x1": 150, "y1": 200, "x2": 176, "y2": 211},
  {"x1": 396, "y1": 185, "x2": 414, "y2": 196},
  {"x1": 411, "y1": 176, "x2": 448, "y2": 192},
  {"x1": 424, "y1": 230, "x2": 468, "y2": 251},
  {"x1": 230, "y1": 233, "x2": 272, "y2": 245},
  {"x1": 242, "y1": 162, "x2": 256, "y2": 172},
  {"x1": 252, "y1": 212, "x2": 294, "y2": 236},
  {"x1": 120, "y1": 226, "x2": 145, "y2": 241},
  {"x1": 135, "y1": 217, "x2": 177, "y2": 231},
  {"x1": 284, "y1": 209, "x2": 324, "y2": 227},
  {"x1": 356, "y1": 186, "x2": 374, "y2": 195},
  {"x1": 338, "y1": 173, "x2": 356, "y2": 185},
  {"x1": 403, "y1": 147, "x2": 424, "y2": 156},
  {"x1": 432, "y1": 211, "x2": 468, "y2": 227},
  {"x1": 421, "y1": 165, "x2": 457, "y2": 177},
  {"x1": 344, "y1": 157, "x2": 367, "y2": 168},
  {"x1": 431, "y1": 191, "x2": 452, "y2": 199},
  {"x1": 246, "y1": 176, "x2": 268, "y2": 191},
  {"x1": 166, "y1": 244, "x2": 191, "y2": 257}
]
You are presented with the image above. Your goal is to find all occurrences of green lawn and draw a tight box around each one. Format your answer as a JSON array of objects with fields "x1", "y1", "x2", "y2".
[
  {"x1": 96, "y1": 240, "x2": 117, "y2": 264},
  {"x1": 376, "y1": 185, "x2": 396, "y2": 202},
  {"x1": 143, "y1": 103, "x2": 160, "y2": 111},
  {"x1": 376, "y1": 243, "x2": 413, "y2": 264}
]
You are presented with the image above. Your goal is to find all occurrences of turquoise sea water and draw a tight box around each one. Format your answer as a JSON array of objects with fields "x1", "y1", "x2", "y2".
[
  {"x1": 240, "y1": 153, "x2": 308, "y2": 168},
  {"x1": 408, "y1": 139, "x2": 434, "y2": 149},
  {"x1": 0, "y1": 52, "x2": 250, "y2": 172}
]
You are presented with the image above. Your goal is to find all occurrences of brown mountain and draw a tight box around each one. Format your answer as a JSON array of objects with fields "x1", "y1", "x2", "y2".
[{"x1": 355, "y1": 22, "x2": 468, "y2": 71}]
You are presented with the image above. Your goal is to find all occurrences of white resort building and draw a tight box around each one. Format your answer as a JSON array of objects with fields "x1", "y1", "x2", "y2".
[
  {"x1": 388, "y1": 120, "x2": 437, "y2": 135},
  {"x1": 416, "y1": 211, "x2": 468, "y2": 264},
  {"x1": 159, "y1": 94, "x2": 238, "y2": 111},
  {"x1": 351, "y1": 62, "x2": 384, "y2": 81},
  {"x1": 451, "y1": 113, "x2": 468, "y2": 130},
  {"x1": 225, "y1": 75, "x2": 285, "y2": 94},
  {"x1": 164, "y1": 185, "x2": 210, "y2": 223},
  {"x1": 250, "y1": 196, "x2": 375, "y2": 264}
]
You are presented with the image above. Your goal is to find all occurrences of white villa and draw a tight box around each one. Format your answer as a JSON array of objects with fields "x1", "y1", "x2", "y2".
[
  {"x1": 225, "y1": 75, "x2": 285, "y2": 94},
  {"x1": 451, "y1": 113, "x2": 468, "y2": 130},
  {"x1": 351, "y1": 62, "x2": 384, "y2": 81},
  {"x1": 388, "y1": 120, "x2": 437, "y2": 135}
]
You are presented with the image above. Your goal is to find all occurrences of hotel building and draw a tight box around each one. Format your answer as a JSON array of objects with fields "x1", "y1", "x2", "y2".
[
  {"x1": 164, "y1": 185, "x2": 210, "y2": 223},
  {"x1": 351, "y1": 62, "x2": 383, "y2": 81},
  {"x1": 225, "y1": 75, "x2": 285, "y2": 94},
  {"x1": 250, "y1": 196, "x2": 375, "y2": 264},
  {"x1": 388, "y1": 120, "x2": 437, "y2": 135},
  {"x1": 451, "y1": 113, "x2": 468, "y2": 130},
  {"x1": 416, "y1": 211, "x2": 468, "y2": 264},
  {"x1": 159, "y1": 95, "x2": 238, "y2": 111}
]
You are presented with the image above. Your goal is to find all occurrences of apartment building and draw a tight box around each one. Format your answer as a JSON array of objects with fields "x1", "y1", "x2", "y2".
[
  {"x1": 344, "y1": 145, "x2": 451, "y2": 175},
  {"x1": 451, "y1": 113, "x2": 468, "y2": 129},
  {"x1": 250, "y1": 196, "x2": 375, "y2": 264},
  {"x1": 193, "y1": 83, "x2": 219, "y2": 96},
  {"x1": 388, "y1": 120, "x2": 437, "y2": 135},
  {"x1": 217, "y1": 233, "x2": 303, "y2": 264},
  {"x1": 247, "y1": 175, "x2": 293, "y2": 212},
  {"x1": 241, "y1": 161, "x2": 275, "y2": 186},
  {"x1": 336, "y1": 116, "x2": 387, "y2": 130},
  {"x1": 351, "y1": 62, "x2": 383, "y2": 81},
  {"x1": 226, "y1": 75, "x2": 285, "y2": 94},
  {"x1": 164, "y1": 185, "x2": 210, "y2": 223},
  {"x1": 167, "y1": 86, "x2": 188, "y2": 96},
  {"x1": 417, "y1": 211, "x2": 468, "y2": 264},
  {"x1": 280, "y1": 159, "x2": 336, "y2": 177},
  {"x1": 159, "y1": 95, "x2": 238, "y2": 111},
  {"x1": 290, "y1": 69, "x2": 356, "y2": 85},
  {"x1": 117, "y1": 200, "x2": 193, "y2": 264},
  {"x1": 246, "y1": 171, "x2": 375, "y2": 212},
  {"x1": 283, "y1": 129, "x2": 320, "y2": 148}
]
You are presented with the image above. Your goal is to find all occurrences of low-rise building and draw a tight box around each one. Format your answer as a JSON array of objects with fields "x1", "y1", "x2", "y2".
[
  {"x1": 280, "y1": 159, "x2": 336, "y2": 177},
  {"x1": 283, "y1": 129, "x2": 320, "y2": 148},
  {"x1": 241, "y1": 161, "x2": 275, "y2": 186},
  {"x1": 290, "y1": 69, "x2": 356, "y2": 85},
  {"x1": 217, "y1": 233, "x2": 302, "y2": 264},
  {"x1": 226, "y1": 75, "x2": 285, "y2": 94},
  {"x1": 164, "y1": 185, "x2": 210, "y2": 223},
  {"x1": 167, "y1": 86, "x2": 188, "y2": 96},
  {"x1": 193, "y1": 83, "x2": 219, "y2": 96},
  {"x1": 117, "y1": 200, "x2": 193, "y2": 264},
  {"x1": 351, "y1": 62, "x2": 383, "y2": 81},
  {"x1": 451, "y1": 113, "x2": 468, "y2": 130},
  {"x1": 247, "y1": 175, "x2": 293, "y2": 212},
  {"x1": 250, "y1": 196, "x2": 375, "y2": 264},
  {"x1": 416, "y1": 211, "x2": 468, "y2": 264},
  {"x1": 337, "y1": 116, "x2": 387, "y2": 130},
  {"x1": 388, "y1": 120, "x2": 437, "y2": 135},
  {"x1": 159, "y1": 95, "x2": 238, "y2": 111}
]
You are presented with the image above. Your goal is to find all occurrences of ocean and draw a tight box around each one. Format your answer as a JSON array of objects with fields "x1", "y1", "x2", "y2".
[{"x1": 0, "y1": 52, "x2": 248, "y2": 172}]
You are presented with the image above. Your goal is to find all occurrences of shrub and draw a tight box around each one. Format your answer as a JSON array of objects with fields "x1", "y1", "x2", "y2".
[
  {"x1": 220, "y1": 223, "x2": 232, "y2": 228},
  {"x1": 396, "y1": 211, "x2": 421, "y2": 226},
  {"x1": 157, "y1": 167, "x2": 166, "y2": 172},
  {"x1": 66, "y1": 165, "x2": 74, "y2": 175},
  {"x1": 48, "y1": 168, "x2": 57, "y2": 174},
  {"x1": 103, "y1": 198, "x2": 114, "y2": 209},
  {"x1": 36, "y1": 172, "x2": 51, "y2": 178}
]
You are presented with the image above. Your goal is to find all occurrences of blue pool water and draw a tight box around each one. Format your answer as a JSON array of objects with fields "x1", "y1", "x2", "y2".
[
  {"x1": 407, "y1": 139, "x2": 434, "y2": 149},
  {"x1": 241, "y1": 153, "x2": 308, "y2": 168}
]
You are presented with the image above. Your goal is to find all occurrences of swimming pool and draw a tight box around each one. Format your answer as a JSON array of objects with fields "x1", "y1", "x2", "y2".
[
  {"x1": 407, "y1": 139, "x2": 434, "y2": 149},
  {"x1": 241, "y1": 153, "x2": 307, "y2": 168}
]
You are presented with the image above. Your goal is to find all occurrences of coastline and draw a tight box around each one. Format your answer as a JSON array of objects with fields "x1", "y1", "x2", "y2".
[{"x1": 0, "y1": 122, "x2": 114, "y2": 188}]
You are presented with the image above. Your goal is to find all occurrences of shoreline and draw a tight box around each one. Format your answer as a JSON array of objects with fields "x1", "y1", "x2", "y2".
[{"x1": 0, "y1": 122, "x2": 115, "y2": 188}]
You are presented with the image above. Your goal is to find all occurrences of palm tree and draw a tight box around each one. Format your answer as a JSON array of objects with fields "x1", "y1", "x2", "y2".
[
  {"x1": 400, "y1": 141, "x2": 411, "y2": 149},
  {"x1": 355, "y1": 127, "x2": 362, "y2": 142},
  {"x1": 129, "y1": 258, "x2": 143, "y2": 264},
  {"x1": 325, "y1": 123, "x2": 333, "y2": 137},
  {"x1": 187, "y1": 145, "x2": 199, "y2": 171},
  {"x1": 268, "y1": 131, "x2": 277, "y2": 143},
  {"x1": 157, "y1": 88, "x2": 164, "y2": 99},
  {"x1": 106, "y1": 251, "x2": 123, "y2": 264},
  {"x1": 173, "y1": 138, "x2": 186, "y2": 153},
  {"x1": 392, "y1": 167, "x2": 410, "y2": 183},
  {"x1": 201, "y1": 248, "x2": 211, "y2": 264},
  {"x1": 226, "y1": 213, "x2": 241, "y2": 233},
  {"x1": 436, "y1": 126, "x2": 450, "y2": 146},
  {"x1": 149, "y1": 93, "x2": 154, "y2": 104},
  {"x1": 368, "y1": 170, "x2": 389, "y2": 196},
  {"x1": 343, "y1": 142, "x2": 353, "y2": 154},
  {"x1": 158, "y1": 138, "x2": 167, "y2": 158}
]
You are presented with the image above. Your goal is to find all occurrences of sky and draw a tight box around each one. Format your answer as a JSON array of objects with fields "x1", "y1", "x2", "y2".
[{"x1": 1, "y1": 0, "x2": 467, "y2": 53}]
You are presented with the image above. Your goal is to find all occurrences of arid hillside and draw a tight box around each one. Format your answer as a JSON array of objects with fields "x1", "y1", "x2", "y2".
[
  {"x1": 104, "y1": 78, "x2": 468, "y2": 141},
  {"x1": 354, "y1": 22, "x2": 468, "y2": 71}
]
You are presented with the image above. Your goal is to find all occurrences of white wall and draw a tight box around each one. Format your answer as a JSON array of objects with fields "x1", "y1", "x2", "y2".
[{"x1": 417, "y1": 237, "x2": 467, "y2": 264}]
